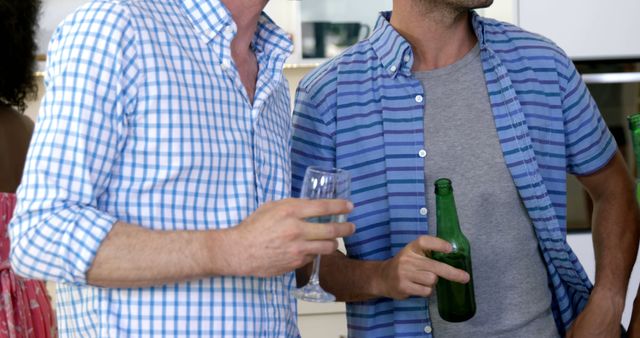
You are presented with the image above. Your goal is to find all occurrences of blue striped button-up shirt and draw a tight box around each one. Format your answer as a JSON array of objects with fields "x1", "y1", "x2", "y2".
[
  {"x1": 10, "y1": 0, "x2": 298, "y2": 336},
  {"x1": 292, "y1": 12, "x2": 616, "y2": 337}
]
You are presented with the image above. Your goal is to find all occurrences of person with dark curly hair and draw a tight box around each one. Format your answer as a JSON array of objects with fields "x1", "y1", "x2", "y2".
[{"x1": 0, "y1": 0, "x2": 57, "y2": 336}]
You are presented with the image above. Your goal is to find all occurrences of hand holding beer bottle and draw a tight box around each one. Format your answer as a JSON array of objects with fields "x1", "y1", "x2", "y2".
[
  {"x1": 376, "y1": 235, "x2": 470, "y2": 300},
  {"x1": 376, "y1": 178, "x2": 475, "y2": 322}
]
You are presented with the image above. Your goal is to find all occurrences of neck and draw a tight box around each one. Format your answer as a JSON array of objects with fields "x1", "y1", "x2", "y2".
[
  {"x1": 220, "y1": 0, "x2": 265, "y2": 53},
  {"x1": 390, "y1": 0, "x2": 477, "y2": 71}
]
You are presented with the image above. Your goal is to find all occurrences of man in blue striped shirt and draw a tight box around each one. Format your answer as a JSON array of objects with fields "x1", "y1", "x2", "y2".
[
  {"x1": 292, "y1": 1, "x2": 639, "y2": 337},
  {"x1": 9, "y1": 0, "x2": 354, "y2": 336}
]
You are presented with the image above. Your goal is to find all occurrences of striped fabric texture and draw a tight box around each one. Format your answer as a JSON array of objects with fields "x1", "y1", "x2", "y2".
[
  {"x1": 10, "y1": 0, "x2": 297, "y2": 336},
  {"x1": 292, "y1": 11, "x2": 616, "y2": 338}
]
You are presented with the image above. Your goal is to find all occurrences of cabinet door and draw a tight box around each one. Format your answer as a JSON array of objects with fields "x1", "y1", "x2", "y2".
[
  {"x1": 297, "y1": 301, "x2": 347, "y2": 337},
  {"x1": 518, "y1": 0, "x2": 640, "y2": 60},
  {"x1": 298, "y1": 313, "x2": 348, "y2": 338}
]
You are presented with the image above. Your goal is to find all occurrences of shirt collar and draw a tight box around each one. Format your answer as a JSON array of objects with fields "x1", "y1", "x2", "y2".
[
  {"x1": 180, "y1": 0, "x2": 231, "y2": 41},
  {"x1": 369, "y1": 10, "x2": 486, "y2": 77},
  {"x1": 253, "y1": 13, "x2": 294, "y2": 58},
  {"x1": 180, "y1": 0, "x2": 292, "y2": 58}
]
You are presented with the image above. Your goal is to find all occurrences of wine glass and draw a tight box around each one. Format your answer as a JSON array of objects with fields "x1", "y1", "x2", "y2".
[{"x1": 293, "y1": 166, "x2": 351, "y2": 302}]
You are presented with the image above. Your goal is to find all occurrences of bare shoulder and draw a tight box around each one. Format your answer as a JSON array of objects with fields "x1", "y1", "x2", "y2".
[
  {"x1": 0, "y1": 105, "x2": 34, "y2": 155},
  {"x1": 19, "y1": 112, "x2": 34, "y2": 134},
  {"x1": 0, "y1": 106, "x2": 34, "y2": 192},
  {"x1": 0, "y1": 106, "x2": 33, "y2": 136}
]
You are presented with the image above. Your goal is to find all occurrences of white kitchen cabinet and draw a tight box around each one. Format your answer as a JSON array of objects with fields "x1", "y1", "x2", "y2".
[
  {"x1": 518, "y1": 0, "x2": 640, "y2": 60},
  {"x1": 298, "y1": 302, "x2": 347, "y2": 338}
]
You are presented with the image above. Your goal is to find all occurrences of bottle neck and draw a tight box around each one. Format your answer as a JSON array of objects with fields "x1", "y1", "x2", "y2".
[{"x1": 435, "y1": 190, "x2": 463, "y2": 237}]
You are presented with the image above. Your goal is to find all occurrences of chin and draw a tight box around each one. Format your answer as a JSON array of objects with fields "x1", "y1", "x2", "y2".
[
  {"x1": 448, "y1": 0, "x2": 494, "y2": 9},
  {"x1": 472, "y1": 0, "x2": 494, "y2": 9}
]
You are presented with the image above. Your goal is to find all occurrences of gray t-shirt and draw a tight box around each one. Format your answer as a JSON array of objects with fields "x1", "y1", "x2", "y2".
[{"x1": 414, "y1": 43, "x2": 560, "y2": 338}]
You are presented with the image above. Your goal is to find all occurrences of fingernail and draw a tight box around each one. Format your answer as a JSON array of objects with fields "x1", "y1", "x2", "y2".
[{"x1": 347, "y1": 201, "x2": 354, "y2": 210}]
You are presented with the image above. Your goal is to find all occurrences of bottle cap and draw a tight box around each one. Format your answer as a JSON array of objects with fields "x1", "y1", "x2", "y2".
[{"x1": 434, "y1": 178, "x2": 453, "y2": 194}]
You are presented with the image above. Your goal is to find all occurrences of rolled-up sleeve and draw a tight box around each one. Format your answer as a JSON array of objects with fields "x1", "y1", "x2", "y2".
[{"x1": 9, "y1": 2, "x2": 139, "y2": 285}]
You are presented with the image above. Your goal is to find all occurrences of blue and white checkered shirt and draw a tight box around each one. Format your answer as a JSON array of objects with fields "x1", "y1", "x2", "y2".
[{"x1": 10, "y1": 0, "x2": 297, "y2": 336}]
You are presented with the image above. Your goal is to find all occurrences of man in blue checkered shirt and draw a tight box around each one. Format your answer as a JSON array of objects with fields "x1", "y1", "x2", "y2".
[{"x1": 8, "y1": 0, "x2": 354, "y2": 336}]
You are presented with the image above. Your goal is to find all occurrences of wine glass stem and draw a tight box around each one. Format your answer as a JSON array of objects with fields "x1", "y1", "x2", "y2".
[{"x1": 309, "y1": 254, "x2": 322, "y2": 286}]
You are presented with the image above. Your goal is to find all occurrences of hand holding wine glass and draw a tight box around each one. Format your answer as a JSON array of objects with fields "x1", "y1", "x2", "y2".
[{"x1": 228, "y1": 198, "x2": 354, "y2": 278}]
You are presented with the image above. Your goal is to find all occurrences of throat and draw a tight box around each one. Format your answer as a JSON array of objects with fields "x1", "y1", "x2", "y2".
[{"x1": 231, "y1": 44, "x2": 259, "y2": 105}]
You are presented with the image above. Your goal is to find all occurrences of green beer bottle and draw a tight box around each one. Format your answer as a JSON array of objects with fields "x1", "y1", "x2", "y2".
[
  {"x1": 431, "y1": 178, "x2": 476, "y2": 322},
  {"x1": 628, "y1": 113, "x2": 640, "y2": 204}
]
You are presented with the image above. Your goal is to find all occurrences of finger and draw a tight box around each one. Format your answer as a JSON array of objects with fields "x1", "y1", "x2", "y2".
[
  {"x1": 301, "y1": 222, "x2": 355, "y2": 240},
  {"x1": 404, "y1": 282, "x2": 434, "y2": 298},
  {"x1": 291, "y1": 199, "x2": 354, "y2": 219},
  {"x1": 414, "y1": 236, "x2": 452, "y2": 256},
  {"x1": 406, "y1": 270, "x2": 439, "y2": 288},
  {"x1": 423, "y1": 259, "x2": 470, "y2": 284},
  {"x1": 301, "y1": 240, "x2": 340, "y2": 256}
]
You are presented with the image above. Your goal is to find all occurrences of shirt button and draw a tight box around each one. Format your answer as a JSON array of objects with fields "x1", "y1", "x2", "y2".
[
  {"x1": 420, "y1": 207, "x2": 428, "y2": 216},
  {"x1": 424, "y1": 325, "x2": 433, "y2": 334},
  {"x1": 389, "y1": 65, "x2": 397, "y2": 73},
  {"x1": 418, "y1": 149, "x2": 427, "y2": 158},
  {"x1": 221, "y1": 60, "x2": 231, "y2": 70},
  {"x1": 415, "y1": 95, "x2": 424, "y2": 103},
  {"x1": 404, "y1": 55, "x2": 411, "y2": 63}
]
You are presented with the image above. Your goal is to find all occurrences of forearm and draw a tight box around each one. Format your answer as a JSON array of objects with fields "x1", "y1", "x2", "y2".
[
  {"x1": 87, "y1": 221, "x2": 240, "y2": 288},
  {"x1": 89, "y1": 198, "x2": 356, "y2": 288},
  {"x1": 298, "y1": 251, "x2": 385, "y2": 302},
  {"x1": 591, "y1": 183, "x2": 640, "y2": 302}
]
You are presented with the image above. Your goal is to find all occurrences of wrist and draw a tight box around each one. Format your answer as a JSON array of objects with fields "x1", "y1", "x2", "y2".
[
  {"x1": 590, "y1": 285, "x2": 625, "y2": 315},
  {"x1": 204, "y1": 227, "x2": 250, "y2": 277},
  {"x1": 369, "y1": 260, "x2": 390, "y2": 298}
]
